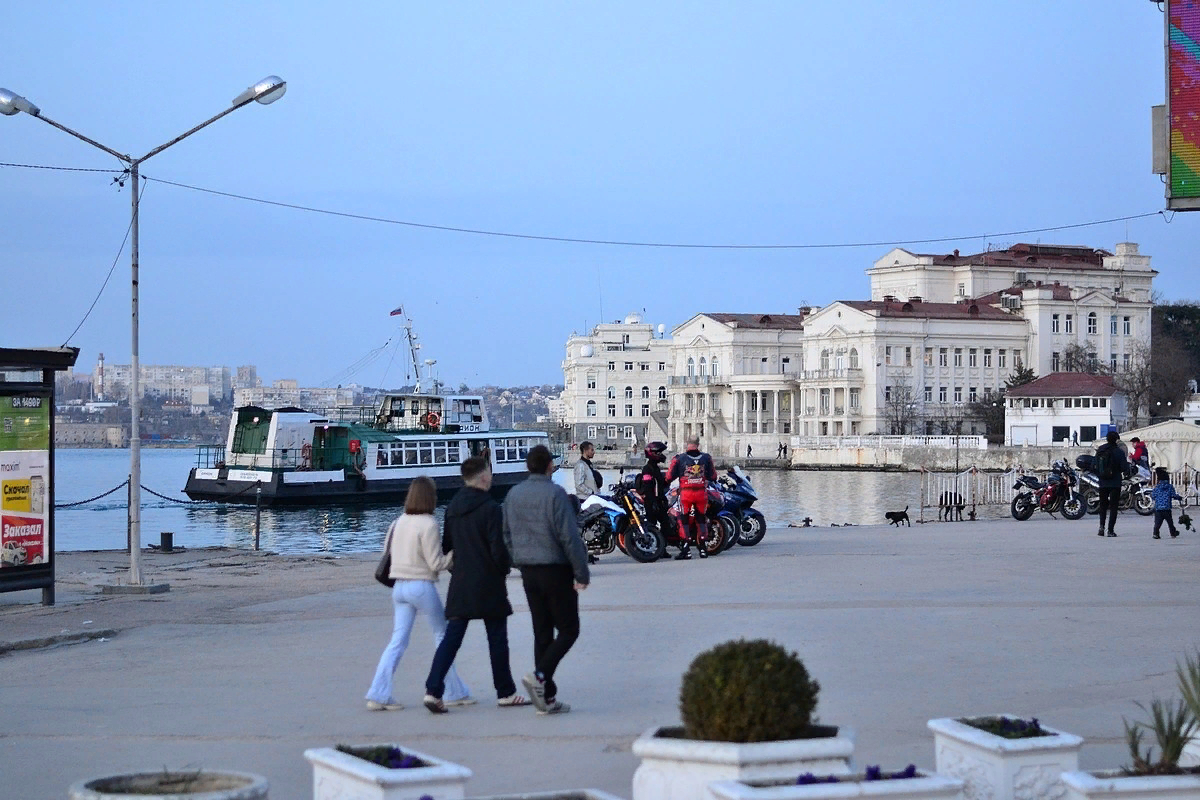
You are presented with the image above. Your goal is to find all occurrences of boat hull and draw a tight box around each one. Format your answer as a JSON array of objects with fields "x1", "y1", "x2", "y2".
[{"x1": 183, "y1": 468, "x2": 530, "y2": 507}]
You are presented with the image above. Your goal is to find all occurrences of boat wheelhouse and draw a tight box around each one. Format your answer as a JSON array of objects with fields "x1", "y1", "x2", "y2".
[{"x1": 183, "y1": 393, "x2": 551, "y2": 506}]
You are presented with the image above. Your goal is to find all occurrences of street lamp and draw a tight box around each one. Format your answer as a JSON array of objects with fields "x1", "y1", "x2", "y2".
[{"x1": 1, "y1": 76, "x2": 286, "y2": 586}]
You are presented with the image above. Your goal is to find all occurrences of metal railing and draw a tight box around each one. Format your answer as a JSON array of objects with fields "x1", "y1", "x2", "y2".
[
  {"x1": 193, "y1": 444, "x2": 359, "y2": 471},
  {"x1": 791, "y1": 435, "x2": 989, "y2": 450},
  {"x1": 668, "y1": 375, "x2": 727, "y2": 386}
]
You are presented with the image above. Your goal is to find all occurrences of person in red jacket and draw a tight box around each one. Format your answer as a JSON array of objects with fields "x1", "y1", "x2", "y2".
[{"x1": 666, "y1": 435, "x2": 717, "y2": 560}]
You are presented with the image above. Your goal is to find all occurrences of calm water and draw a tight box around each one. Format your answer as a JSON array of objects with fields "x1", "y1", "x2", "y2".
[{"x1": 52, "y1": 449, "x2": 1010, "y2": 553}]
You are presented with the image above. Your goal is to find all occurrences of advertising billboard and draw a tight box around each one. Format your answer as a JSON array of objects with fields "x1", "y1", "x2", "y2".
[
  {"x1": 1169, "y1": 0, "x2": 1200, "y2": 209},
  {"x1": 1, "y1": 394, "x2": 51, "y2": 569}
]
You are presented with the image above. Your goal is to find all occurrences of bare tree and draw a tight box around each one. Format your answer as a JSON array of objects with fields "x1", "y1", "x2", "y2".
[{"x1": 882, "y1": 373, "x2": 919, "y2": 435}]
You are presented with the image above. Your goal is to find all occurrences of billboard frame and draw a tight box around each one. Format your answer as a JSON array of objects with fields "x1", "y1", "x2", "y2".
[{"x1": 1166, "y1": 0, "x2": 1200, "y2": 210}]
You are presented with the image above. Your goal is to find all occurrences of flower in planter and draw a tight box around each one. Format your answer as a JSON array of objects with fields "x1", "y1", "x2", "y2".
[
  {"x1": 796, "y1": 773, "x2": 840, "y2": 785},
  {"x1": 959, "y1": 715, "x2": 1048, "y2": 739},
  {"x1": 335, "y1": 744, "x2": 426, "y2": 769},
  {"x1": 797, "y1": 765, "x2": 919, "y2": 784}
]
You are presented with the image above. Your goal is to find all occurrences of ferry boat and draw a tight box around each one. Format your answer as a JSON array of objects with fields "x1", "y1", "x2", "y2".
[{"x1": 182, "y1": 392, "x2": 552, "y2": 506}]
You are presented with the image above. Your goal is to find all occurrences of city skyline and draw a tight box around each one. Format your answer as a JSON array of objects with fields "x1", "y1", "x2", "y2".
[{"x1": 3, "y1": 3, "x2": 1197, "y2": 387}]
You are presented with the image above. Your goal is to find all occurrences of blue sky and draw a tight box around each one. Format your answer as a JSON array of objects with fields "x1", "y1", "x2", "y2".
[{"x1": 2, "y1": 2, "x2": 1195, "y2": 387}]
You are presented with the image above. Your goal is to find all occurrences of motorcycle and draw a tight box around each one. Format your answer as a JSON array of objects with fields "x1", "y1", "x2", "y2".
[
  {"x1": 664, "y1": 483, "x2": 737, "y2": 558},
  {"x1": 1011, "y1": 459, "x2": 1086, "y2": 521},
  {"x1": 717, "y1": 466, "x2": 767, "y2": 547},
  {"x1": 1075, "y1": 455, "x2": 1155, "y2": 517},
  {"x1": 578, "y1": 486, "x2": 664, "y2": 563}
]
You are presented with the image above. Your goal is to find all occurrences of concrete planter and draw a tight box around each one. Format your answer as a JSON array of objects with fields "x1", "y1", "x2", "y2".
[
  {"x1": 928, "y1": 716, "x2": 1083, "y2": 800},
  {"x1": 68, "y1": 770, "x2": 269, "y2": 799},
  {"x1": 1181, "y1": 737, "x2": 1200, "y2": 768},
  {"x1": 304, "y1": 744, "x2": 472, "y2": 800},
  {"x1": 707, "y1": 771, "x2": 963, "y2": 799},
  {"x1": 465, "y1": 791, "x2": 626, "y2": 800},
  {"x1": 631, "y1": 724, "x2": 855, "y2": 800},
  {"x1": 1061, "y1": 769, "x2": 1200, "y2": 800}
]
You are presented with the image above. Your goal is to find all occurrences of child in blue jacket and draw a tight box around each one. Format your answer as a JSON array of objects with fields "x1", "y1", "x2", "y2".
[{"x1": 1150, "y1": 467, "x2": 1183, "y2": 539}]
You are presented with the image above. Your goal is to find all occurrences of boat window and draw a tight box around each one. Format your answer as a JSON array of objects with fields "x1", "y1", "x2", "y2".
[{"x1": 492, "y1": 437, "x2": 535, "y2": 463}]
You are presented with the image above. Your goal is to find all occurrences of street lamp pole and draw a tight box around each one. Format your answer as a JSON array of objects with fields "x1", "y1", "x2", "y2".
[{"x1": 1, "y1": 77, "x2": 286, "y2": 586}]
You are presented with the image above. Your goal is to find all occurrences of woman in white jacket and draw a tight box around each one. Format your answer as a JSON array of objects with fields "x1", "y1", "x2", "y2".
[{"x1": 365, "y1": 476, "x2": 472, "y2": 710}]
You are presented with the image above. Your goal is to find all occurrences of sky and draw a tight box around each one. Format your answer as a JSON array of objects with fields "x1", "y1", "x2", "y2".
[{"x1": 3, "y1": 2, "x2": 1197, "y2": 388}]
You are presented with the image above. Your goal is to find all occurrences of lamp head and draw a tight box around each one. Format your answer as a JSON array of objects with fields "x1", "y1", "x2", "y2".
[
  {"x1": 232, "y1": 75, "x2": 286, "y2": 107},
  {"x1": 0, "y1": 88, "x2": 39, "y2": 117}
]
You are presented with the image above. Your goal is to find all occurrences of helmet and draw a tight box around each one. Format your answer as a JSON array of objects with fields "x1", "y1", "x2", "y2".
[{"x1": 644, "y1": 441, "x2": 667, "y2": 463}]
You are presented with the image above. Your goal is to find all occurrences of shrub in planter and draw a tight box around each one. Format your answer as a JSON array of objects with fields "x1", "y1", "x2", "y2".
[{"x1": 633, "y1": 639, "x2": 853, "y2": 800}]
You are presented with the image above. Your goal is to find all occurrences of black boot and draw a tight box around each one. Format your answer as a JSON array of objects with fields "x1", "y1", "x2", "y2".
[{"x1": 674, "y1": 545, "x2": 691, "y2": 561}]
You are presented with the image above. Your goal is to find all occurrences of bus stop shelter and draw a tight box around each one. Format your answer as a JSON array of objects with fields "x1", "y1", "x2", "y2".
[{"x1": 0, "y1": 347, "x2": 80, "y2": 605}]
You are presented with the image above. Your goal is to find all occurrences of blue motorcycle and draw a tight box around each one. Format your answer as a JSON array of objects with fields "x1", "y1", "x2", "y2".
[{"x1": 717, "y1": 466, "x2": 767, "y2": 546}]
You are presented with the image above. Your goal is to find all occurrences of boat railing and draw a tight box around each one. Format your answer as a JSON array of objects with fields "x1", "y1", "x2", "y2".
[{"x1": 193, "y1": 444, "x2": 361, "y2": 472}]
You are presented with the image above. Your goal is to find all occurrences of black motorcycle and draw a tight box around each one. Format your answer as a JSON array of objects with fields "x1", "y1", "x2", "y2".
[
  {"x1": 1075, "y1": 455, "x2": 1154, "y2": 517},
  {"x1": 577, "y1": 482, "x2": 664, "y2": 563}
]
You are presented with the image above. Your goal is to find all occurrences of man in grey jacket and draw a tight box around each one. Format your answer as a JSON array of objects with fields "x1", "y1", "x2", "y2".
[
  {"x1": 573, "y1": 441, "x2": 601, "y2": 505},
  {"x1": 503, "y1": 444, "x2": 590, "y2": 715}
]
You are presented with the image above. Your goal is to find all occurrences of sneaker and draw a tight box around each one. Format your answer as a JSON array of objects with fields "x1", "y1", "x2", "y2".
[
  {"x1": 521, "y1": 673, "x2": 548, "y2": 712},
  {"x1": 537, "y1": 699, "x2": 571, "y2": 716},
  {"x1": 422, "y1": 694, "x2": 448, "y2": 714},
  {"x1": 1107, "y1": 531, "x2": 1118, "y2": 537},
  {"x1": 446, "y1": 695, "x2": 478, "y2": 707},
  {"x1": 366, "y1": 700, "x2": 404, "y2": 711},
  {"x1": 497, "y1": 693, "x2": 531, "y2": 707},
  {"x1": 1097, "y1": 529, "x2": 1105, "y2": 537},
  {"x1": 1171, "y1": 532, "x2": 1180, "y2": 538},
  {"x1": 698, "y1": 547, "x2": 708, "y2": 559},
  {"x1": 1154, "y1": 532, "x2": 1162, "y2": 539}
]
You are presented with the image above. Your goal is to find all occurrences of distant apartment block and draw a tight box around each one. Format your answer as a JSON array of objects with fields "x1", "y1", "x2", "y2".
[
  {"x1": 94, "y1": 356, "x2": 232, "y2": 405},
  {"x1": 234, "y1": 380, "x2": 358, "y2": 410}
]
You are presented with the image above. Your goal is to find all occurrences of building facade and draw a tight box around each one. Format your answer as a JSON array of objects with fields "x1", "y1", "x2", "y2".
[
  {"x1": 1003, "y1": 373, "x2": 1126, "y2": 446},
  {"x1": 96, "y1": 360, "x2": 232, "y2": 405},
  {"x1": 233, "y1": 382, "x2": 358, "y2": 410},
  {"x1": 560, "y1": 313, "x2": 673, "y2": 448}
]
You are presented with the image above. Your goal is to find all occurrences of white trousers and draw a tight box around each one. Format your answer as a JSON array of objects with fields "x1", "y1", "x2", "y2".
[{"x1": 366, "y1": 579, "x2": 469, "y2": 704}]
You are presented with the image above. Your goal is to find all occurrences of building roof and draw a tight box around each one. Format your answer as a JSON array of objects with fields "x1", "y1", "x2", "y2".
[
  {"x1": 703, "y1": 313, "x2": 807, "y2": 330},
  {"x1": 840, "y1": 299, "x2": 1016, "y2": 321},
  {"x1": 0, "y1": 347, "x2": 80, "y2": 371},
  {"x1": 921, "y1": 243, "x2": 1111, "y2": 270},
  {"x1": 974, "y1": 283, "x2": 1075, "y2": 304},
  {"x1": 1005, "y1": 372, "x2": 1118, "y2": 398}
]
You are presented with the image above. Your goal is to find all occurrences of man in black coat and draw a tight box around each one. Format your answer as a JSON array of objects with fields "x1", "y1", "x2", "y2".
[
  {"x1": 1095, "y1": 430, "x2": 1130, "y2": 538},
  {"x1": 424, "y1": 456, "x2": 530, "y2": 711}
]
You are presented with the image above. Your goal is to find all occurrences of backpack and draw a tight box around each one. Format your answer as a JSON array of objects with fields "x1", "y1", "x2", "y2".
[{"x1": 1095, "y1": 446, "x2": 1118, "y2": 480}]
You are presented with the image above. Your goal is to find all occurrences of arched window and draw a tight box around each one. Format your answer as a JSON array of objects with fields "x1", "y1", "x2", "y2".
[
  {"x1": 835, "y1": 349, "x2": 845, "y2": 370},
  {"x1": 586, "y1": 400, "x2": 597, "y2": 417},
  {"x1": 849, "y1": 348, "x2": 859, "y2": 368},
  {"x1": 624, "y1": 386, "x2": 633, "y2": 399},
  {"x1": 698, "y1": 356, "x2": 708, "y2": 377},
  {"x1": 641, "y1": 386, "x2": 650, "y2": 399},
  {"x1": 658, "y1": 386, "x2": 667, "y2": 399},
  {"x1": 711, "y1": 357, "x2": 720, "y2": 376},
  {"x1": 1087, "y1": 312, "x2": 1097, "y2": 335},
  {"x1": 607, "y1": 386, "x2": 615, "y2": 399},
  {"x1": 820, "y1": 349, "x2": 830, "y2": 370},
  {"x1": 686, "y1": 357, "x2": 695, "y2": 377}
]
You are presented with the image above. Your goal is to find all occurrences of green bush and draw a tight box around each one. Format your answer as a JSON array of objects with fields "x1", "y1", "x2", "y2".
[{"x1": 680, "y1": 638, "x2": 820, "y2": 743}]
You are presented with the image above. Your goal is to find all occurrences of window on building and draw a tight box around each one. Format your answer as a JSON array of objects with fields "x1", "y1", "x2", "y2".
[
  {"x1": 998, "y1": 349, "x2": 1007, "y2": 368},
  {"x1": 1110, "y1": 316, "x2": 1118, "y2": 336},
  {"x1": 1123, "y1": 353, "x2": 1130, "y2": 372},
  {"x1": 587, "y1": 425, "x2": 597, "y2": 439},
  {"x1": 1099, "y1": 398, "x2": 1107, "y2": 408},
  {"x1": 905, "y1": 346, "x2": 912, "y2": 366},
  {"x1": 781, "y1": 356, "x2": 790, "y2": 373},
  {"x1": 623, "y1": 333, "x2": 631, "y2": 344},
  {"x1": 924, "y1": 386, "x2": 933, "y2": 402},
  {"x1": 885, "y1": 346, "x2": 893, "y2": 365},
  {"x1": 1087, "y1": 352, "x2": 1097, "y2": 371},
  {"x1": 686, "y1": 357, "x2": 695, "y2": 378},
  {"x1": 983, "y1": 348, "x2": 992, "y2": 367},
  {"x1": 968, "y1": 348, "x2": 977, "y2": 367},
  {"x1": 849, "y1": 388, "x2": 860, "y2": 409},
  {"x1": 1065, "y1": 315, "x2": 1073, "y2": 334},
  {"x1": 835, "y1": 350, "x2": 845, "y2": 370},
  {"x1": 924, "y1": 347, "x2": 933, "y2": 367},
  {"x1": 698, "y1": 357, "x2": 708, "y2": 377},
  {"x1": 658, "y1": 386, "x2": 666, "y2": 399},
  {"x1": 849, "y1": 348, "x2": 859, "y2": 368},
  {"x1": 639, "y1": 362, "x2": 649, "y2": 371},
  {"x1": 586, "y1": 372, "x2": 596, "y2": 390},
  {"x1": 607, "y1": 386, "x2": 616, "y2": 399},
  {"x1": 607, "y1": 425, "x2": 617, "y2": 439},
  {"x1": 1052, "y1": 426, "x2": 1070, "y2": 443},
  {"x1": 685, "y1": 395, "x2": 694, "y2": 413},
  {"x1": 624, "y1": 386, "x2": 633, "y2": 399},
  {"x1": 1013, "y1": 350, "x2": 1023, "y2": 366},
  {"x1": 710, "y1": 393, "x2": 720, "y2": 411},
  {"x1": 954, "y1": 348, "x2": 963, "y2": 367},
  {"x1": 939, "y1": 386, "x2": 947, "y2": 403},
  {"x1": 1123, "y1": 317, "x2": 1131, "y2": 336},
  {"x1": 586, "y1": 400, "x2": 597, "y2": 417},
  {"x1": 640, "y1": 386, "x2": 650, "y2": 399},
  {"x1": 1051, "y1": 351, "x2": 1061, "y2": 371},
  {"x1": 640, "y1": 403, "x2": 650, "y2": 418},
  {"x1": 820, "y1": 349, "x2": 830, "y2": 370},
  {"x1": 1087, "y1": 313, "x2": 1097, "y2": 335},
  {"x1": 711, "y1": 357, "x2": 720, "y2": 376},
  {"x1": 939, "y1": 348, "x2": 948, "y2": 367},
  {"x1": 1079, "y1": 425, "x2": 1097, "y2": 443},
  {"x1": 697, "y1": 394, "x2": 706, "y2": 413},
  {"x1": 608, "y1": 361, "x2": 616, "y2": 371},
  {"x1": 624, "y1": 426, "x2": 634, "y2": 439},
  {"x1": 957, "y1": 282, "x2": 966, "y2": 297},
  {"x1": 884, "y1": 385, "x2": 892, "y2": 402},
  {"x1": 969, "y1": 387, "x2": 978, "y2": 402},
  {"x1": 624, "y1": 403, "x2": 633, "y2": 417},
  {"x1": 1110, "y1": 353, "x2": 1118, "y2": 372},
  {"x1": 954, "y1": 387, "x2": 963, "y2": 403},
  {"x1": 624, "y1": 361, "x2": 633, "y2": 371},
  {"x1": 1052, "y1": 314, "x2": 1060, "y2": 333},
  {"x1": 607, "y1": 403, "x2": 616, "y2": 417}
]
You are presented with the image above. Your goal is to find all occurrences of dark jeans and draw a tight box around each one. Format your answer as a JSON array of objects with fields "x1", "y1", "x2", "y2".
[
  {"x1": 1153, "y1": 510, "x2": 1179, "y2": 537},
  {"x1": 519, "y1": 564, "x2": 580, "y2": 701},
  {"x1": 425, "y1": 616, "x2": 517, "y2": 699},
  {"x1": 1097, "y1": 486, "x2": 1121, "y2": 532}
]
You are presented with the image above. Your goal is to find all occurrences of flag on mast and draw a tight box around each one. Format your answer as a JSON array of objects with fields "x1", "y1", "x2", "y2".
[{"x1": 390, "y1": 305, "x2": 404, "y2": 317}]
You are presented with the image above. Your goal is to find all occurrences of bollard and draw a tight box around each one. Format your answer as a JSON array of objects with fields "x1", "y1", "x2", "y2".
[
  {"x1": 160, "y1": 531, "x2": 173, "y2": 553},
  {"x1": 254, "y1": 483, "x2": 262, "y2": 551}
]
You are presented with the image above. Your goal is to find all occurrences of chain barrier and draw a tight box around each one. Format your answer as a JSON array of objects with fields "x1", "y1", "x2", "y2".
[{"x1": 54, "y1": 479, "x2": 130, "y2": 509}]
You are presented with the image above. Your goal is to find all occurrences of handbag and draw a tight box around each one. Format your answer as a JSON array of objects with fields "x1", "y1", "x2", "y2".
[{"x1": 375, "y1": 521, "x2": 396, "y2": 588}]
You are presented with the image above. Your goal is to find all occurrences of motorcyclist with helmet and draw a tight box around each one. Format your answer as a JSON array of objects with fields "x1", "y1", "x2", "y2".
[
  {"x1": 638, "y1": 441, "x2": 670, "y2": 547},
  {"x1": 665, "y1": 435, "x2": 717, "y2": 560}
]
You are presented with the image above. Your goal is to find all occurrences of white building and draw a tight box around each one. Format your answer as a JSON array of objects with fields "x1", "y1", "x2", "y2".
[
  {"x1": 233, "y1": 382, "x2": 358, "y2": 410},
  {"x1": 1003, "y1": 373, "x2": 1126, "y2": 446},
  {"x1": 560, "y1": 313, "x2": 673, "y2": 449},
  {"x1": 97, "y1": 360, "x2": 232, "y2": 404}
]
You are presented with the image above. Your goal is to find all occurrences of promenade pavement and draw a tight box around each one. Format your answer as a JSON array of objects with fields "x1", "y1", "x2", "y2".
[{"x1": 3, "y1": 514, "x2": 1200, "y2": 798}]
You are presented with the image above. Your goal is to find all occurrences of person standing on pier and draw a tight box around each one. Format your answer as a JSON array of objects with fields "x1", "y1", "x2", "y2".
[
  {"x1": 1094, "y1": 430, "x2": 1129, "y2": 538},
  {"x1": 573, "y1": 441, "x2": 602, "y2": 511},
  {"x1": 638, "y1": 441, "x2": 671, "y2": 541},
  {"x1": 667, "y1": 435, "x2": 717, "y2": 560}
]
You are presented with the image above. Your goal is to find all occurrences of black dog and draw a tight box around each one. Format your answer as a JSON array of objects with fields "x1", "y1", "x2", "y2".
[
  {"x1": 885, "y1": 506, "x2": 910, "y2": 527},
  {"x1": 938, "y1": 492, "x2": 965, "y2": 521}
]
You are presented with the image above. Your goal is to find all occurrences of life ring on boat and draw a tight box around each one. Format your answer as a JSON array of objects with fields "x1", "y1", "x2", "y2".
[{"x1": 425, "y1": 412, "x2": 440, "y2": 429}]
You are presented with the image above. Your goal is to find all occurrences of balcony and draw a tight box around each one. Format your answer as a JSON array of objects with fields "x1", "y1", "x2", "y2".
[
  {"x1": 792, "y1": 368, "x2": 864, "y2": 384},
  {"x1": 833, "y1": 406, "x2": 845, "y2": 416},
  {"x1": 668, "y1": 375, "x2": 727, "y2": 386}
]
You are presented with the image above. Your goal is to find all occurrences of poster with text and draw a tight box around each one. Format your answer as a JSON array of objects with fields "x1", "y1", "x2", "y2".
[{"x1": 1, "y1": 393, "x2": 49, "y2": 568}]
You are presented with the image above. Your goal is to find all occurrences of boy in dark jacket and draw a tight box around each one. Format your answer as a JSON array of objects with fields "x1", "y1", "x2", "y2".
[
  {"x1": 1150, "y1": 466, "x2": 1183, "y2": 540},
  {"x1": 424, "y1": 456, "x2": 530, "y2": 712}
]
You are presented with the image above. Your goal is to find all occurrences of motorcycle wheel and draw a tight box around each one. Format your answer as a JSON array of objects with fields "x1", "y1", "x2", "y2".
[
  {"x1": 1061, "y1": 492, "x2": 1086, "y2": 520},
  {"x1": 700, "y1": 520, "x2": 724, "y2": 557},
  {"x1": 1011, "y1": 495, "x2": 1035, "y2": 521},
  {"x1": 624, "y1": 525, "x2": 663, "y2": 563},
  {"x1": 1082, "y1": 489, "x2": 1099, "y2": 515},
  {"x1": 1134, "y1": 491, "x2": 1155, "y2": 516},
  {"x1": 615, "y1": 532, "x2": 628, "y2": 554},
  {"x1": 719, "y1": 516, "x2": 739, "y2": 551},
  {"x1": 736, "y1": 510, "x2": 767, "y2": 546}
]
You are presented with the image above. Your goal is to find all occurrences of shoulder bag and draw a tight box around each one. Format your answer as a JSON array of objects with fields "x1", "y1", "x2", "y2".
[{"x1": 375, "y1": 520, "x2": 397, "y2": 588}]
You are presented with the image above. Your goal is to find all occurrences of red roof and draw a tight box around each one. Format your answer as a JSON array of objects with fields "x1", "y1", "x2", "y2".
[
  {"x1": 705, "y1": 313, "x2": 807, "y2": 330},
  {"x1": 841, "y1": 300, "x2": 1016, "y2": 320},
  {"x1": 974, "y1": 283, "x2": 1074, "y2": 304},
  {"x1": 1005, "y1": 372, "x2": 1118, "y2": 398},
  {"x1": 900, "y1": 243, "x2": 1110, "y2": 271}
]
